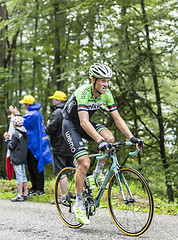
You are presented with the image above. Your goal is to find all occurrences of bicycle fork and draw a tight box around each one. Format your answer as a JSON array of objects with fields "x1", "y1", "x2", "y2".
[{"x1": 115, "y1": 168, "x2": 135, "y2": 204}]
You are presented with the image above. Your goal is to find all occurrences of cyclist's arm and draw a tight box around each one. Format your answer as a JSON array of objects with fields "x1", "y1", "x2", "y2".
[
  {"x1": 78, "y1": 111, "x2": 104, "y2": 143},
  {"x1": 110, "y1": 110, "x2": 133, "y2": 139}
]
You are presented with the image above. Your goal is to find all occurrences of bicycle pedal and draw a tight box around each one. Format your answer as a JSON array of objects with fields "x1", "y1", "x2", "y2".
[
  {"x1": 89, "y1": 205, "x2": 96, "y2": 216},
  {"x1": 62, "y1": 200, "x2": 70, "y2": 207}
]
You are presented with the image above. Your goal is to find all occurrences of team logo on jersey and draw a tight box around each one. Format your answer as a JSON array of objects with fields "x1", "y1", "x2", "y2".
[
  {"x1": 81, "y1": 89, "x2": 87, "y2": 99},
  {"x1": 87, "y1": 102, "x2": 105, "y2": 110},
  {"x1": 65, "y1": 131, "x2": 76, "y2": 153}
]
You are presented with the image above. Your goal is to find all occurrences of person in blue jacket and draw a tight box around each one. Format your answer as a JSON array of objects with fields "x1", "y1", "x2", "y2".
[{"x1": 19, "y1": 95, "x2": 52, "y2": 196}]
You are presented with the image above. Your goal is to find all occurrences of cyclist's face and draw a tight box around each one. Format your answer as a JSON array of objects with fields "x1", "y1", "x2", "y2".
[{"x1": 95, "y1": 78, "x2": 109, "y2": 94}]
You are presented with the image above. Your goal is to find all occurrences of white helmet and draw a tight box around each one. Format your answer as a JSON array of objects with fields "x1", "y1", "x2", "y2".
[
  {"x1": 89, "y1": 63, "x2": 112, "y2": 79},
  {"x1": 13, "y1": 116, "x2": 24, "y2": 126}
]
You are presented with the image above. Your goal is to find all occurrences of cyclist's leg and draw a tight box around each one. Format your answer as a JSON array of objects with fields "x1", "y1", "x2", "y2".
[
  {"x1": 91, "y1": 122, "x2": 114, "y2": 181},
  {"x1": 70, "y1": 155, "x2": 91, "y2": 224},
  {"x1": 75, "y1": 155, "x2": 90, "y2": 194},
  {"x1": 62, "y1": 119, "x2": 91, "y2": 224},
  {"x1": 98, "y1": 128, "x2": 114, "y2": 163},
  {"x1": 99, "y1": 129, "x2": 115, "y2": 144},
  {"x1": 62, "y1": 119, "x2": 92, "y2": 195}
]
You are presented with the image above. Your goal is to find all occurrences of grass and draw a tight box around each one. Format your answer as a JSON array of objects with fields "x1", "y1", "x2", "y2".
[
  {"x1": 0, "y1": 178, "x2": 177, "y2": 215},
  {"x1": 0, "y1": 178, "x2": 55, "y2": 203},
  {"x1": 153, "y1": 197, "x2": 178, "y2": 215}
]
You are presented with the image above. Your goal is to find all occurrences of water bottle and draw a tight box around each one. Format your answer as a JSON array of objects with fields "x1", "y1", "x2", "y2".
[{"x1": 86, "y1": 175, "x2": 96, "y2": 190}]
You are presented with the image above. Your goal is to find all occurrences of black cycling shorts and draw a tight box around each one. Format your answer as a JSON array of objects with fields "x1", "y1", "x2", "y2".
[{"x1": 62, "y1": 119, "x2": 108, "y2": 159}]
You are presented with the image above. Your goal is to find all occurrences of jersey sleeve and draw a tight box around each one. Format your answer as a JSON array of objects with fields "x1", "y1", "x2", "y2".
[
  {"x1": 106, "y1": 89, "x2": 117, "y2": 112},
  {"x1": 76, "y1": 86, "x2": 89, "y2": 112}
]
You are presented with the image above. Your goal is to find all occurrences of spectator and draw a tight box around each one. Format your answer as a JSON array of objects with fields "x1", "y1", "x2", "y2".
[
  {"x1": 19, "y1": 95, "x2": 52, "y2": 196},
  {"x1": 6, "y1": 106, "x2": 21, "y2": 180},
  {"x1": 45, "y1": 91, "x2": 74, "y2": 204},
  {"x1": 4, "y1": 116, "x2": 29, "y2": 202}
]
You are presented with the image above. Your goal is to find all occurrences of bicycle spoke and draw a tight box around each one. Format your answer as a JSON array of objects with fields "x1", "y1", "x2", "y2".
[
  {"x1": 107, "y1": 167, "x2": 153, "y2": 236},
  {"x1": 54, "y1": 167, "x2": 82, "y2": 228}
]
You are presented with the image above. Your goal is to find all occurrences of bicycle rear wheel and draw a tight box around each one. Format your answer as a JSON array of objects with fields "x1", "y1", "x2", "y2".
[
  {"x1": 107, "y1": 167, "x2": 153, "y2": 236},
  {"x1": 54, "y1": 167, "x2": 83, "y2": 228}
]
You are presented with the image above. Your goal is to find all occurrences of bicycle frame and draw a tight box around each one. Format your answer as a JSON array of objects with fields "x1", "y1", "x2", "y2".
[
  {"x1": 90, "y1": 142, "x2": 138, "y2": 207},
  {"x1": 55, "y1": 140, "x2": 153, "y2": 235}
]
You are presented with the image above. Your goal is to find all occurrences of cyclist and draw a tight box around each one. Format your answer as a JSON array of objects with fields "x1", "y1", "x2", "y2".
[{"x1": 62, "y1": 63, "x2": 142, "y2": 224}]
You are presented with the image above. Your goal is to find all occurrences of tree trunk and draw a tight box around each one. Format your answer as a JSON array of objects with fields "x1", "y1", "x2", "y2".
[
  {"x1": 0, "y1": 3, "x2": 7, "y2": 68},
  {"x1": 18, "y1": 32, "x2": 23, "y2": 109},
  {"x1": 140, "y1": 0, "x2": 174, "y2": 202},
  {"x1": 0, "y1": 3, "x2": 7, "y2": 178},
  {"x1": 32, "y1": 0, "x2": 39, "y2": 94},
  {"x1": 54, "y1": 3, "x2": 63, "y2": 90}
]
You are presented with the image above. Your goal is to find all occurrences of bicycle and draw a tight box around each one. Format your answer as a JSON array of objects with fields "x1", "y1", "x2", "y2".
[{"x1": 54, "y1": 141, "x2": 154, "y2": 236}]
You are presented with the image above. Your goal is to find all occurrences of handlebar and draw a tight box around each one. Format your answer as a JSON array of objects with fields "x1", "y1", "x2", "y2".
[
  {"x1": 115, "y1": 141, "x2": 145, "y2": 156},
  {"x1": 89, "y1": 141, "x2": 145, "y2": 159},
  {"x1": 125, "y1": 142, "x2": 141, "y2": 156}
]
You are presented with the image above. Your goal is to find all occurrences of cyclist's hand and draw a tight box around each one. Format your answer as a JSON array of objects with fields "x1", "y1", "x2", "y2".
[
  {"x1": 130, "y1": 136, "x2": 144, "y2": 149},
  {"x1": 130, "y1": 136, "x2": 145, "y2": 155},
  {"x1": 98, "y1": 139, "x2": 109, "y2": 152}
]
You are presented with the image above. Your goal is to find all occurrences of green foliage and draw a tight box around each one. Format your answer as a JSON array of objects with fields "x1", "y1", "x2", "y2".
[{"x1": 0, "y1": 67, "x2": 12, "y2": 80}]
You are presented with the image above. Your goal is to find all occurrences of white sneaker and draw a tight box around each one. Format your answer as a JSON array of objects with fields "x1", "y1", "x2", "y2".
[{"x1": 73, "y1": 203, "x2": 90, "y2": 225}]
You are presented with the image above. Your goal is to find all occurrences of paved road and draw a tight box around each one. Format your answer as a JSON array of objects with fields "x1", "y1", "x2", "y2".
[{"x1": 0, "y1": 199, "x2": 177, "y2": 240}]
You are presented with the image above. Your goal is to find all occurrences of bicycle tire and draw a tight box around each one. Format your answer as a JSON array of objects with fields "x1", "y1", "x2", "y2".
[
  {"x1": 54, "y1": 167, "x2": 83, "y2": 228},
  {"x1": 107, "y1": 167, "x2": 154, "y2": 236}
]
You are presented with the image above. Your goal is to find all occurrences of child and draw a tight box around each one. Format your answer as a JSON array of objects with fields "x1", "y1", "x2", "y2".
[
  {"x1": 6, "y1": 105, "x2": 21, "y2": 180},
  {"x1": 4, "y1": 116, "x2": 29, "y2": 202}
]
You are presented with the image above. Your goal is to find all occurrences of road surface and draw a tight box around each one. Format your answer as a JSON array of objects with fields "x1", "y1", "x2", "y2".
[{"x1": 0, "y1": 199, "x2": 177, "y2": 240}]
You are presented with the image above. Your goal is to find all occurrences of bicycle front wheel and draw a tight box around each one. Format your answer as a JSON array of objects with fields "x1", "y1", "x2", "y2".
[
  {"x1": 54, "y1": 167, "x2": 82, "y2": 228},
  {"x1": 107, "y1": 167, "x2": 154, "y2": 236}
]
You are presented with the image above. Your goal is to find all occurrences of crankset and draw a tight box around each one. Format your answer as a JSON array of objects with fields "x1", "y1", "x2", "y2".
[{"x1": 85, "y1": 196, "x2": 96, "y2": 217}]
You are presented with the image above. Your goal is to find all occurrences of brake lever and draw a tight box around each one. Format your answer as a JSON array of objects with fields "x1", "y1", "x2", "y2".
[{"x1": 129, "y1": 141, "x2": 145, "y2": 156}]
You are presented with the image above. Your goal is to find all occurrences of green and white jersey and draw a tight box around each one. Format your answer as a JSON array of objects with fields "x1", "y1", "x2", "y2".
[{"x1": 62, "y1": 84, "x2": 117, "y2": 123}]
